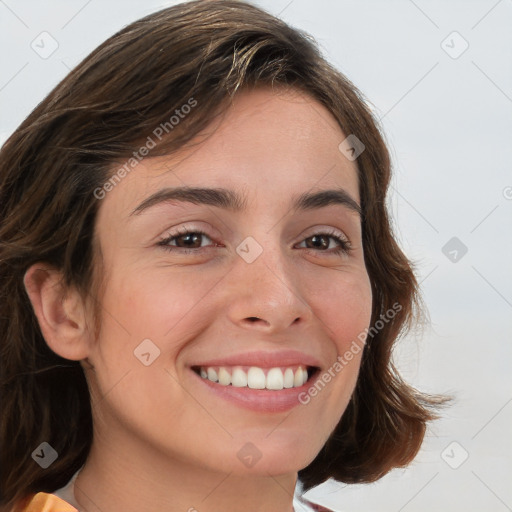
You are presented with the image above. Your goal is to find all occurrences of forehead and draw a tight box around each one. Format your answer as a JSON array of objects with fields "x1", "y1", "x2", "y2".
[{"x1": 99, "y1": 87, "x2": 360, "y2": 219}]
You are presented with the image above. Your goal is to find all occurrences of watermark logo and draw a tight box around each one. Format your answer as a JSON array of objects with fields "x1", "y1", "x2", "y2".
[
  {"x1": 237, "y1": 442, "x2": 262, "y2": 468},
  {"x1": 442, "y1": 236, "x2": 468, "y2": 263},
  {"x1": 338, "y1": 134, "x2": 365, "y2": 161},
  {"x1": 31, "y1": 442, "x2": 58, "y2": 469},
  {"x1": 134, "y1": 338, "x2": 161, "y2": 366},
  {"x1": 441, "y1": 31, "x2": 469, "y2": 60},
  {"x1": 298, "y1": 302, "x2": 402, "y2": 405},
  {"x1": 31, "y1": 31, "x2": 59, "y2": 59},
  {"x1": 441, "y1": 441, "x2": 469, "y2": 469},
  {"x1": 236, "y1": 236, "x2": 263, "y2": 264}
]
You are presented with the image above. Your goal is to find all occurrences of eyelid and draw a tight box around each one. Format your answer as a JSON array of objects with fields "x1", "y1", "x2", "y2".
[
  {"x1": 157, "y1": 222, "x2": 218, "y2": 241},
  {"x1": 299, "y1": 225, "x2": 349, "y2": 242}
]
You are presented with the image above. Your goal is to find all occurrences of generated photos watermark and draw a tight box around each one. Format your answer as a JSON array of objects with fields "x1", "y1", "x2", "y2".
[
  {"x1": 93, "y1": 97, "x2": 197, "y2": 200},
  {"x1": 298, "y1": 302, "x2": 402, "y2": 405}
]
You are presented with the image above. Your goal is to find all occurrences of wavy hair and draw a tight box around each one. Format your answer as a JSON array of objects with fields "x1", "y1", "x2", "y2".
[{"x1": 0, "y1": 1, "x2": 446, "y2": 509}]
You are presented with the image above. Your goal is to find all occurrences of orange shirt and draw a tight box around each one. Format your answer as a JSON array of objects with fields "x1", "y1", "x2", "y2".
[{"x1": 17, "y1": 492, "x2": 78, "y2": 512}]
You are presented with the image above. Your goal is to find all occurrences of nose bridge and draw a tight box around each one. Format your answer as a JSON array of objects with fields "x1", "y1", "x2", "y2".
[{"x1": 223, "y1": 231, "x2": 312, "y2": 331}]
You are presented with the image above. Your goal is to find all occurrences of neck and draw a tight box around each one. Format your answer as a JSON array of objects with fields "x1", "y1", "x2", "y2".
[{"x1": 73, "y1": 431, "x2": 298, "y2": 512}]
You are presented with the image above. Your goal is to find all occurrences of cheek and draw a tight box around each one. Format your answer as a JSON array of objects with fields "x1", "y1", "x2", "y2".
[
  {"x1": 307, "y1": 270, "x2": 370, "y2": 386},
  {"x1": 83, "y1": 269, "x2": 206, "y2": 440},
  {"x1": 308, "y1": 267, "x2": 373, "y2": 351},
  {"x1": 101, "y1": 266, "x2": 217, "y2": 341},
  {"x1": 85, "y1": 267, "x2": 217, "y2": 398},
  {"x1": 295, "y1": 267, "x2": 372, "y2": 422}
]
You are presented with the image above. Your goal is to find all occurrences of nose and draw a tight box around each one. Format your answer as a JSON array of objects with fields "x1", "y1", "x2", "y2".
[{"x1": 222, "y1": 240, "x2": 313, "y2": 334}]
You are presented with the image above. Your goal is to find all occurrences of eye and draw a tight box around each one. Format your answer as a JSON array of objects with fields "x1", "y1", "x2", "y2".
[
  {"x1": 157, "y1": 227, "x2": 217, "y2": 254},
  {"x1": 296, "y1": 229, "x2": 352, "y2": 256}
]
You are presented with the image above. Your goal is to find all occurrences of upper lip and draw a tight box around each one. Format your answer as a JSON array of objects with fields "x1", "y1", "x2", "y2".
[{"x1": 190, "y1": 350, "x2": 322, "y2": 369}]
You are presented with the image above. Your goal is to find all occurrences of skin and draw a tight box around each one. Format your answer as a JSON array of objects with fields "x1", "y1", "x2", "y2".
[{"x1": 24, "y1": 87, "x2": 372, "y2": 512}]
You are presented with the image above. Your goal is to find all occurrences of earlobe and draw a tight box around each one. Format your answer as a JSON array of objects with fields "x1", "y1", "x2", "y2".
[{"x1": 23, "y1": 263, "x2": 90, "y2": 361}]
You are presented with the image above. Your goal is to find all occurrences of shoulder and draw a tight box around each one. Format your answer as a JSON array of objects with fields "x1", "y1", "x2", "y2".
[{"x1": 15, "y1": 493, "x2": 78, "y2": 512}]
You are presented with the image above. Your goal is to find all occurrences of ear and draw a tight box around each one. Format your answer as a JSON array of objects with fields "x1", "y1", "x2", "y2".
[{"x1": 23, "y1": 263, "x2": 91, "y2": 361}]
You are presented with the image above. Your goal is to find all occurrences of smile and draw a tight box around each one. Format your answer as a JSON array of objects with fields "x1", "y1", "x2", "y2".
[
  {"x1": 188, "y1": 350, "x2": 322, "y2": 412},
  {"x1": 192, "y1": 365, "x2": 316, "y2": 390}
]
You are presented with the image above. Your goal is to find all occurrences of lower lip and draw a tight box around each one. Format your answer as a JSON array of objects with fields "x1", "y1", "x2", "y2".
[{"x1": 189, "y1": 369, "x2": 319, "y2": 413}]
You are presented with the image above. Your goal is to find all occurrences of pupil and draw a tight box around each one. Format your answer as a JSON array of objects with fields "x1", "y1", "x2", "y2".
[
  {"x1": 181, "y1": 233, "x2": 200, "y2": 247},
  {"x1": 309, "y1": 235, "x2": 327, "y2": 249}
]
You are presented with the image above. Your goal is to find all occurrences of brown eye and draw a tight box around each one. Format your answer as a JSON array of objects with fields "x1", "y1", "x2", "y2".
[
  {"x1": 172, "y1": 232, "x2": 205, "y2": 249},
  {"x1": 296, "y1": 230, "x2": 352, "y2": 256},
  {"x1": 304, "y1": 234, "x2": 330, "y2": 250},
  {"x1": 158, "y1": 229, "x2": 215, "y2": 252}
]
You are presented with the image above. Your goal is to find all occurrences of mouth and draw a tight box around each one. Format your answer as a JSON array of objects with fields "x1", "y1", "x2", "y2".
[
  {"x1": 191, "y1": 364, "x2": 320, "y2": 391},
  {"x1": 187, "y1": 350, "x2": 323, "y2": 412}
]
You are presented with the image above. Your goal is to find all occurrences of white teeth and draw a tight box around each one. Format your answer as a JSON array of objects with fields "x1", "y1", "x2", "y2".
[
  {"x1": 247, "y1": 367, "x2": 266, "y2": 389},
  {"x1": 294, "y1": 367, "x2": 304, "y2": 387},
  {"x1": 283, "y1": 368, "x2": 294, "y2": 388},
  {"x1": 207, "y1": 368, "x2": 218, "y2": 382},
  {"x1": 266, "y1": 368, "x2": 284, "y2": 390},
  {"x1": 218, "y1": 367, "x2": 231, "y2": 386},
  {"x1": 197, "y1": 365, "x2": 312, "y2": 390},
  {"x1": 232, "y1": 367, "x2": 248, "y2": 387}
]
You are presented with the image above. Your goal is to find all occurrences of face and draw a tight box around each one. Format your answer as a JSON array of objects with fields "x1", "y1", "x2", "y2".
[{"x1": 83, "y1": 87, "x2": 372, "y2": 477}]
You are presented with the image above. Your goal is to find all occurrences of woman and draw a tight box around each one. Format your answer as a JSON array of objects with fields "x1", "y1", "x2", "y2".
[{"x1": 0, "y1": 1, "x2": 445, "y2": 511}]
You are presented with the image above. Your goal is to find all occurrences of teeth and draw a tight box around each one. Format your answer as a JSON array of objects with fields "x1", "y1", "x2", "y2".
[
  {"x1": 218, "y1": 367, "x2": 231, "y2": 386},
  {"x1": 232, "y1": 367, "x2": 248, "y2": 387},
  {"x1": 196, "y1": 365, "x2": 311, "y2": 390},
  {"x1": 207, "y1": 368, "x2": 218, "y2": 382},
  {"x1": 266, "y1": 368, "x2": 284, "y2": 390},
  {"x1": 294, "y1": 368, "x2": 304, "y2": 387},
  {"x1": 283, "y1": 368, "x2": 294, "y2": 388},
  {"x1": 247, "y1": 367, "x2": 266, "y2": 389}
]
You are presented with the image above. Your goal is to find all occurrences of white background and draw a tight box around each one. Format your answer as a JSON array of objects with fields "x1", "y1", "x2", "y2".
[{"x1": 1, "y1": 1, "x2": 511, "y2": 511}]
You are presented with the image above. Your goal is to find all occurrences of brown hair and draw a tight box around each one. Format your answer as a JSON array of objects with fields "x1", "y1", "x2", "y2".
[{"x1": 0, "y1": 0, "x2": 446, "y2": 508}]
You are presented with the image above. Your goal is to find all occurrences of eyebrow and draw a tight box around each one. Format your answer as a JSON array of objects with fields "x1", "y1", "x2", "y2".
[{"x1": 130, "y1": 186, "x2": 362, "y2": 218}]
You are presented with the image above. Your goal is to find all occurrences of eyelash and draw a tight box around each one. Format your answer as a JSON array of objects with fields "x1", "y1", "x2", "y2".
[{"x1": 157, "y1": 227, "x2": 352, "y2": 256}]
